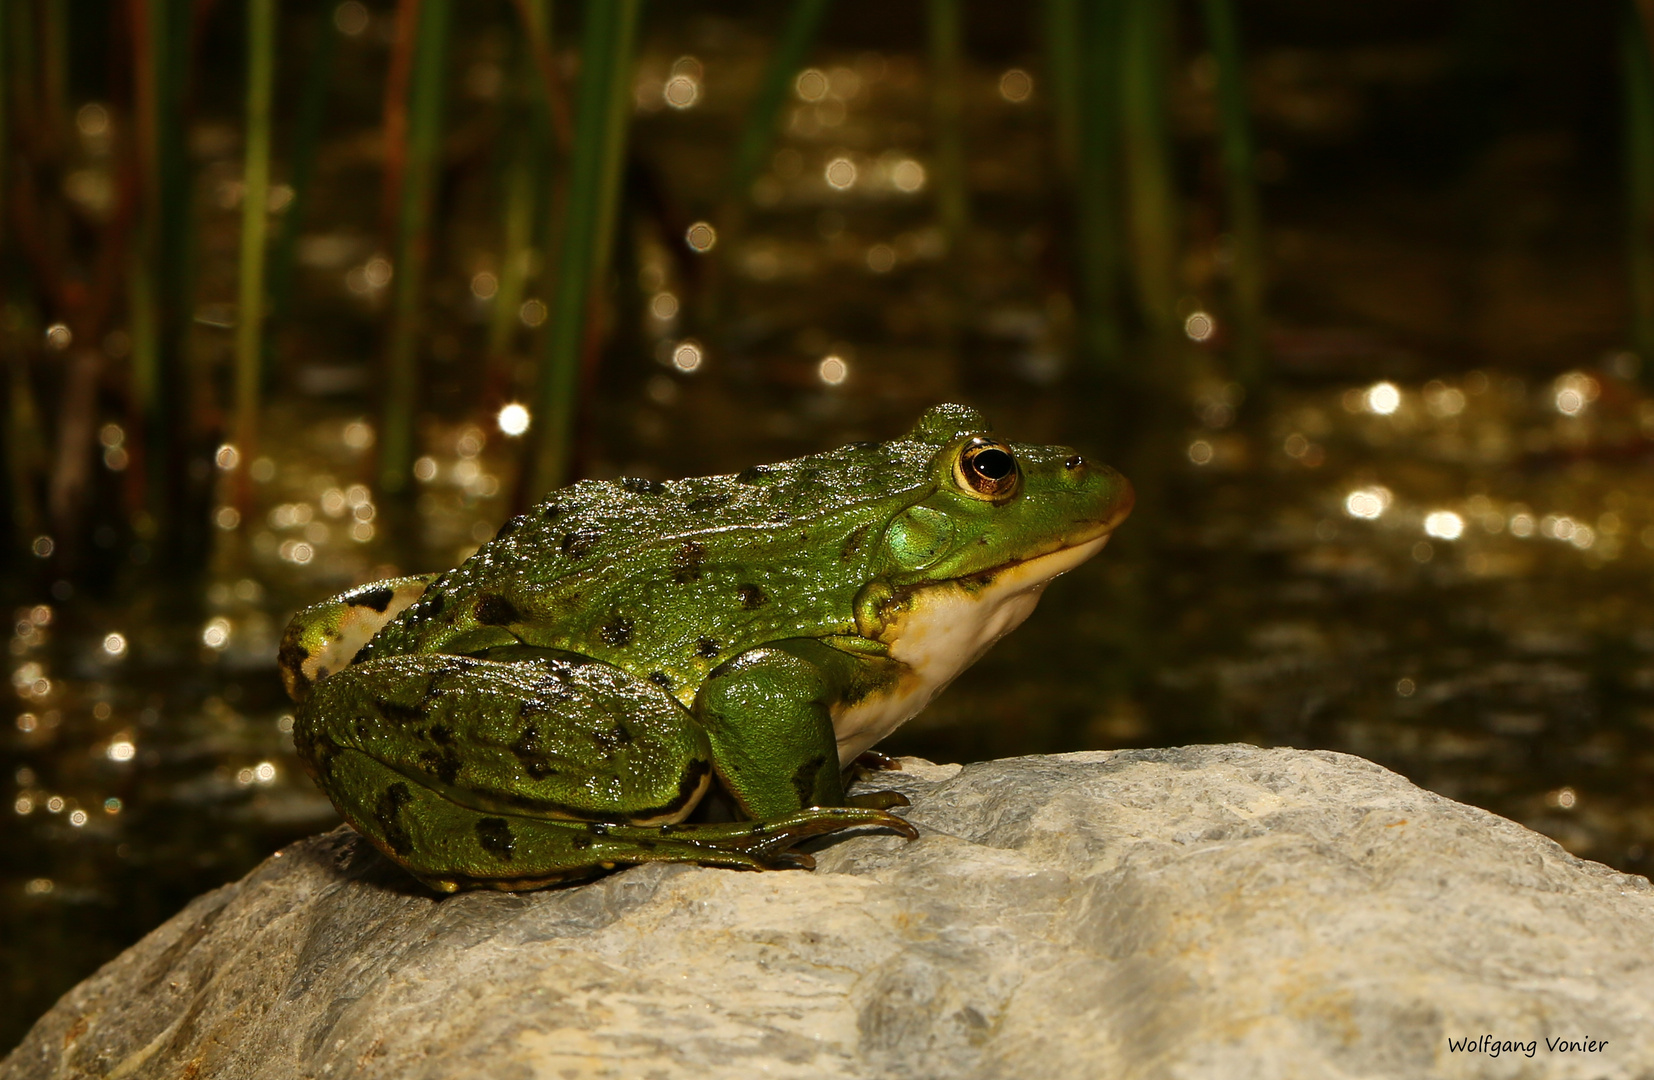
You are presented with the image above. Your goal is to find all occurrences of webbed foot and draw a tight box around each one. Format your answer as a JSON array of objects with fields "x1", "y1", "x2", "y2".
[
  {"x1": 849, "y1": 749, "x2": 906, "y2": 778},
  {"x1": 845, "y1": 789, "x2": 912, "y2": 811}
]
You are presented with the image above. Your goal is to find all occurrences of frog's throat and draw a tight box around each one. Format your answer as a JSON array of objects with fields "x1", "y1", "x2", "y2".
[{"x1": 830, "y1": 531, "x2": 1112, "y2": 763}]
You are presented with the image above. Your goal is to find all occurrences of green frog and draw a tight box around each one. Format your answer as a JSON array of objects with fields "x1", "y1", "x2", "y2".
[{"x1": 280, "y1": 404, "x2": 1132, "y2": 893}]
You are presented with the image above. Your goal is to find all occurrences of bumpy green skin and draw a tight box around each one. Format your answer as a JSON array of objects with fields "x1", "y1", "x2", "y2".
[{"x1": 283, "y1": 404, "x2": 1132, "y2": 892}]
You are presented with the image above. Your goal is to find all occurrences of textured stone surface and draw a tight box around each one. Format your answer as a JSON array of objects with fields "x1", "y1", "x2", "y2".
[{"x1": 6, "y1": 745, "x2": 1654, "y2": 1079}]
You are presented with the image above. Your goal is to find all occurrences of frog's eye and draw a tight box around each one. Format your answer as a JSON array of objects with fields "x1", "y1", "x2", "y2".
[{"x1": 953, "y1": 438, "x2": 1021, "y2": 501}]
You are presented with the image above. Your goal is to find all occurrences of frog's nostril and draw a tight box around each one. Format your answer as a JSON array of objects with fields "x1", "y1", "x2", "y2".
[{"x1": 1064, "y1": 455, "x2": 1084, "y2": 471}]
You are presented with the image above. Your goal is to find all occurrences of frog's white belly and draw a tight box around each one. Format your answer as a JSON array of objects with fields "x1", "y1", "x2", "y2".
[{"x1": 831, "y1": 533, "x2": 1110, "y2": 763}]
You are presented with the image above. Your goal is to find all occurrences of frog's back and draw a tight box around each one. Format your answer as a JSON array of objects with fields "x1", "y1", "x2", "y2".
[{"x1": 355, "y1": 438, "x2": 938, "y2": 685}]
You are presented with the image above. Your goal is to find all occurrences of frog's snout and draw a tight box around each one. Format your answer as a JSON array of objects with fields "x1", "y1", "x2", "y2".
[
  {"x1": 1104, "y1": 473, "x2": 1135, "y2": 532},
  {"x1": 1051, "y1": 448, "x2": 1134, "y2": 534}
]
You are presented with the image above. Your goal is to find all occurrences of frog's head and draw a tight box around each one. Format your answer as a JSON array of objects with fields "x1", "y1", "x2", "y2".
[{"x1": 853, "y1": 404, "x2": 1134, "y2": 645}]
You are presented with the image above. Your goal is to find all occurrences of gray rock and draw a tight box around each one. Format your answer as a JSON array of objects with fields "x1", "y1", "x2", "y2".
[{"x1": 6, "y1": 745, "x2": 1653, "y2": 1079}]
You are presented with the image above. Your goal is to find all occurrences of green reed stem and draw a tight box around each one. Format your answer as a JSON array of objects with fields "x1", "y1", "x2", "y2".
[
  {"x1": 926, "y1": 0, "x2": 969, "y2": 254},
  {"x1": 1042, "y1": 0, "x2": 1082, "y2": 180},
  {"x1": 488, "y1": 0, "x2": 552, "y2": 383},
  {"x1": 589, "y1": 9, "x2": 639, "y2": 295},
  {"x1": 233, "y1": 0, "x2": 276, "y2": 505},
  {"x1": 379, "y1": 0, "x2": 452, "y2": 496},
  {"x1": 132, "y1": 0, "x2": 192, "y2": 537},
  {"x1": 704, "y1": 0, "x2": 828, "y2": 349},
  {"x1": 0, "y1": 5, "x2": 38, "y2": 547},
  {"x1": 510, "y1": 0, "x2": 572, "y2": 151},
  {"x1": 1625, "y1": 0, "x2": 1654, "y2": 369},
  {"x1": 1202, "y1": 0, "x2": 1264, "y2": 384},
  {"x1": 529, "y1": 0, "x2": 642, "y2": 497},
  {"x1": 267, "y1": 2, "x2": 342, "y2": 388},
  {"x1": 7, "y1": 2, "x2": 33, "y2": 129},
  {"x1": 1119, "y1": 0, "x2": 1178, "y2": 339},
  {"x1": 729, "y1": 0, "x2": 829, "y2": 203},
  {"x1": 42, "y1": 0, "x2": 67, "y2": 152},
  {"x1": 489, "y1": 137, "x2": 540, "y2": 371},
  {"x1": 1074, "y1": 0, "x2": 1124, "y2": 372}
]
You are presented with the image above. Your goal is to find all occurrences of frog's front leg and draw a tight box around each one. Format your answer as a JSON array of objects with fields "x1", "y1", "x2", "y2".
[
  {"x1": 696, "y1": 638, "x2": 914, "y2": 818},
  {"x1": 295, "y1": 651, "x2": 911, "y2": 892}
]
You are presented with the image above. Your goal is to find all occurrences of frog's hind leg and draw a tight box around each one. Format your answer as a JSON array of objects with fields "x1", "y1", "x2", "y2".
[
  {"x1": 320, "y1": 746, "x2": 913, "y2": 892},
  {"x1": 295, "y1": 652, "x2": 915, "y2": 892}
]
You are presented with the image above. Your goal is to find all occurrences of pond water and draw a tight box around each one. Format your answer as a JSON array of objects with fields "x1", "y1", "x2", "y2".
[{"x1": 4, "y1": 2, "x2": 1648, "y2": 1055}]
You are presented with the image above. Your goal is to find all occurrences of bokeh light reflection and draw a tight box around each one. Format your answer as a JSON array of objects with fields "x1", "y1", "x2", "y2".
[
  {"x1": 1364, "y1": 382, "x2": 1401, "y2": 415},
  {"x1": 1343, "y1": 486, "x2": 1393, "y2": 520},
  {"x1": 1424, "y1": 511, "x2": 1464, "y2": 541},
  {"x1": 497, "y1": 403, "x2": 530, "y2": 436}
]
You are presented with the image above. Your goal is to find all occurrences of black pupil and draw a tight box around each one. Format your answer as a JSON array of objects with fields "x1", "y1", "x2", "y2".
[{"x1": 971, "y1": 447, "x2": 1014, "y2": 481}]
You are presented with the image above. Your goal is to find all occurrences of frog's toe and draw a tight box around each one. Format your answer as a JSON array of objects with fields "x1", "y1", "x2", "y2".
[
  {"x1": 845, "y1": 789, "x2": 911, "y2": 812},
  {"x1": 850, "y1": 749, "x2": 906, "y2": 774},
  {"x1": 776, "y1": 805, "x2": 917, "y2": 841},
  {"x1": 869, "y1": 808, "x2": 920, "y2": 840},
  {"x1": 764, "y1": 850, "x2": 816, "y2": 871}
]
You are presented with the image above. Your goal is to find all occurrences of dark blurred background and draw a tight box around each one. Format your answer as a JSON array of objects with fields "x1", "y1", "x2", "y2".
[{"x1": 5, "y1": 0, "x2": 1654, "y2": 1052}]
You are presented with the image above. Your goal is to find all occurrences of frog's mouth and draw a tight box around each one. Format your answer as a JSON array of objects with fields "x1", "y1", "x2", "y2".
[{"x1": 833, "y1": 520, "x2": 1124, "y2": 763}]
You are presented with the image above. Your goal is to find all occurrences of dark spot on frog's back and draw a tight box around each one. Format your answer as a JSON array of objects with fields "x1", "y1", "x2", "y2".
[
  {"x1": 601, "y1": 616, "x2": 634, "y2": 647},
  {"x1": 375, "y1": 696, "x2": 427, "y2": 726},
  {"x1": 561, "y1": 529, "x2": 602, "y2": 558},
  {"x1": 735, "y1": 465, "x2": 771, "y2": 485},
  {"x1": 493, "y1": 513, "x2": 530, "y2": 541},
  {"x1": 419, "y1": 746, "x2": 462, "y2": 786},
  {"x1": 406, "y1": 590, "x2": 447, "y2": 620},
  {"x1": 736, "y1": 584, "x2": 767, "y2": 610},
  {"x1": 511, "y1": 724, "x2": 556, "y2": 780},
  {"x1": 686, "y1": 493, "x2": 731, "y2": 513},
  {"x1": 539, "y1": 502, "x2": 562, "y2": 519},
  {"x1": 352, "y1": 586, "x2": 396, "y2": 613},
  {"x1": 672, "y1": 540, "x2": 706, "y2": 581},
  {"x1": 475, "y1": 594, "x2": 522, "y2": 626},
  {"x1": 592, "y1": 722, "x2": 633, "y2": 752},
  {"x1": 620, "y1": 476, "x2": 666, "y2": 496},
  {"x1": 475, "y1": 817, "x2": 515, "y2": 861},
  {"x1": 841, "y1": 525, "x2": 869, "y2": 560},
  {"x1": 648, "y1": 671, "x2": 675, "y2": 691},
  {"x1": 376, "y1": 783, "x2": 414, "y2": 856},
  {"x1": 697, "y1": 636, "x2": 721, "y2": 658}
]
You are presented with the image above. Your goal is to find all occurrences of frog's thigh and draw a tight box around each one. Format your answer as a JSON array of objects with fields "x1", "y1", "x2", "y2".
[
  {"x1": 694, "y1": 641, "x2": 857, "y2": 818},
  {"x1": 296, "y1": 654, "x2": 718, "y2": 878},
  {"x1": 299, "y1": 653, "x2": 713, "y2": 821},
  {"x1": 296, "y1": 653, "x2": 914, "y2": 891},
  {"x1": 312, "y1": 745, "x2": 823, "y2": 892}
]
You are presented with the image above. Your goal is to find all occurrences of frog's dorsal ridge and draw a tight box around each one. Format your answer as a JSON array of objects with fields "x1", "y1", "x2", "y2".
[
  {"x1": 351, "y1": 435, "x2": 951, "y2": 675},
  {"x1": 905, "y1": 402, "x2": 990, "y2": 445}
]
